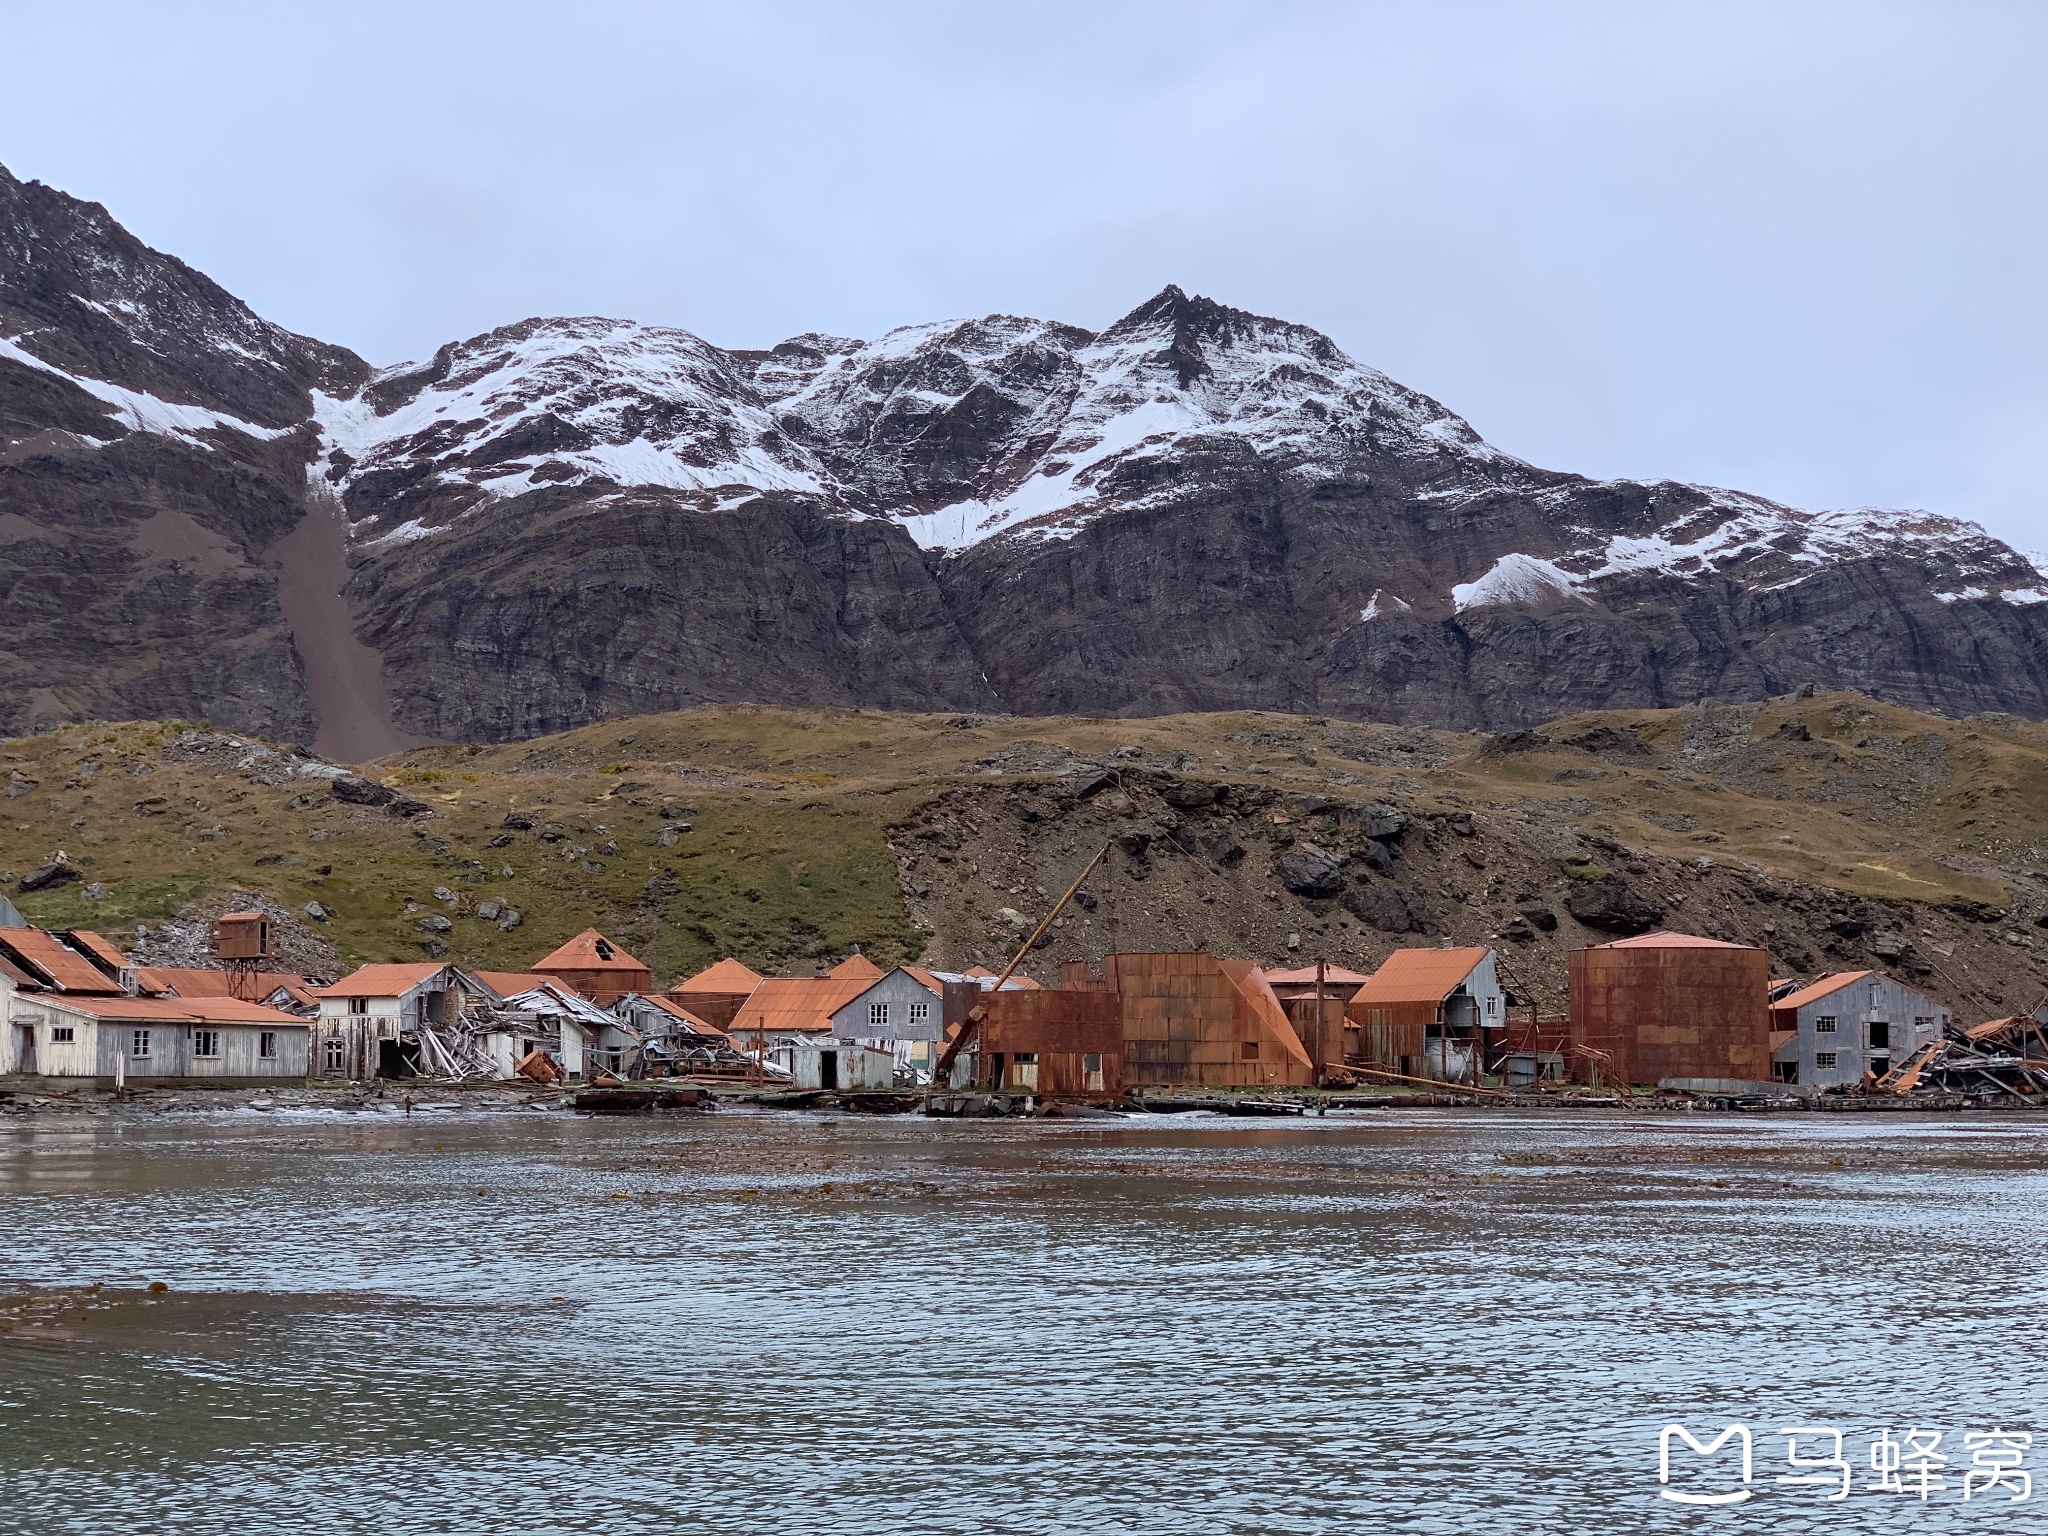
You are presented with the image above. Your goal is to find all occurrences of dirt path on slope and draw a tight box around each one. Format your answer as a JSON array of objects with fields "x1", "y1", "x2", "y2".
[{"x1": 271, "y1": 485, "x2": 436, "y2": 764}]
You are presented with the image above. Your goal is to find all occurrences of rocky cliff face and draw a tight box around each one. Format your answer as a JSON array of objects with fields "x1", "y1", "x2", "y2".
[
  {"x1": 0, "y1": 164, "x2": 365, "y2": 740},
  {"x1": 5, "y1": 160, "x2": 2046, "y2": 746}
]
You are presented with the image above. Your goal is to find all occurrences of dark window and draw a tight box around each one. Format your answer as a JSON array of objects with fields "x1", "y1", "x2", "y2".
[
  {"x1": 1083, "y1": 1054, "x2": 1102, "y2": 1074},
  {"x1": 1241, "y1": 1041, "x2": 1261, "y2": 1060},
  {"x1": 259, "y1": 1031, "x2": 277, "y2": 1060},
  {"x1": 1869, "y1": 1022, "x2": 1889, "y2": 1049},
  {"x1": 348, "y1": 996, "x2": 369, "y2": 1016},
  {"x1": 193, "y1": 1030, "x2": 220, "y2": 1059},
  {"x1": 51, "y1": 1026, "x2": 74, "y2": 1043},
  {"x1": 324, "y1": 1038, "x2": 345, "y2": 1071},
  {"x1": 131, "y1": 1029, "x2": 151, "y2": 1059},
  {"x1": 1816, "y1": 1051, "x2": 1838, "y2": 1069}
]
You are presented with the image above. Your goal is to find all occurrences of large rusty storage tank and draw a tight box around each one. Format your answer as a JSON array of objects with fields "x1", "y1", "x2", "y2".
[{"x1": 1568, "y1": 932, "x2": 1771, "y2": 1086}]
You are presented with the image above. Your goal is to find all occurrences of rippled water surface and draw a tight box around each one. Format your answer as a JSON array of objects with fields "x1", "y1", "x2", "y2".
[{"x1": 3, "y1": 1106, "x2": 2046, "y2": 1534}]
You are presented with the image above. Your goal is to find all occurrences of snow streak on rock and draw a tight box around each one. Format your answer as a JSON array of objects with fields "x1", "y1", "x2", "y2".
[{"x1": 0, "y1": 332, "x2": 292, "y2": 447}]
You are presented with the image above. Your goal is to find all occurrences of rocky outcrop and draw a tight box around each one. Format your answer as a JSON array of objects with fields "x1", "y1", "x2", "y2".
[{"x1": 0, "y1": 163, "x2": 368, "y2": 740}]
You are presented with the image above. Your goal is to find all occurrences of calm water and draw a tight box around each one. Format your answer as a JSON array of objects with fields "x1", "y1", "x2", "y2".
[{"x1": 2, "y1": 1105, "x2": 2045, "y2": 1534}]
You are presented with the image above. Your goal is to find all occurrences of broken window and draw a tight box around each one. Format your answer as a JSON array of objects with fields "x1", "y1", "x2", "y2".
[
  {"x1": 259, "y1": 1031, "x2": 277, "y2": 1060},
  {"x1": 1869, "y1": 1022, "x2": 1889, "y2": 1049},
  {"x1": 1816, "y1": 1051, "x2": 1838, "y2": 1069},
  {"x1": 1815, "y1": 1015, "x2": 1837, "y2": 1033},
  {"x1": 1083, "y1": 1052, "x2": 1104, "y2": 1091},
  {"x1": 908, "y1": 1001, "x2": 930, "y2": 1027},
  {"x1": 1241, "y1": 1041, "x2": 1261, "y2": 1060},
  {"x1": 193, "y1": 1030, "x2": 220, "y2": 1059}
]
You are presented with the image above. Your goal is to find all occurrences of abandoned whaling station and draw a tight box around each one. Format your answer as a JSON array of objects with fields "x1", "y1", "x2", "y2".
[{"x1": 3, "y1": 845, "x2": 2047, "y2": 1116}]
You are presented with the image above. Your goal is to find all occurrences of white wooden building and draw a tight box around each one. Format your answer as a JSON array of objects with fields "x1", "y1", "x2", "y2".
[{"x1": 7, "y1": 993, "x2": 308, "y2": 1085}]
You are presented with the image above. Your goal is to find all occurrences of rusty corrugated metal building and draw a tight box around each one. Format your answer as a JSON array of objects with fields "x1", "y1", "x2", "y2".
[
  {"x1": 965, "y1": 988, "x2": 1125, "y2": 1098},
  {"x1": 1569, "y1": 931, "x2": 1771, "y2": 1086},
  {"x1": 1061, "y1": 952, "x2": 1315, "y2": 1089}
]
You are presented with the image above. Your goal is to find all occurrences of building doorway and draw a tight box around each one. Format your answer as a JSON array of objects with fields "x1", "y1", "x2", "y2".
[
  {"x1": 15, "y1": 1025, "x2": 33, "y2": 1075},
  {"x1": 818, "y1": 1050, "x2": 839, "y2": 1090}
]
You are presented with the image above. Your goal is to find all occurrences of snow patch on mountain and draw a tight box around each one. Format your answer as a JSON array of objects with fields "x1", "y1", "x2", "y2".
[
  {"x1": 1453, "y1": 553, "x2": 1592, "y2": 613},
  {"x1": 0, "y1": 332, "x2": 292, "y2": 447},
  {"x1": 313, "y1": 318, "x2": 828, "y2": 518}
]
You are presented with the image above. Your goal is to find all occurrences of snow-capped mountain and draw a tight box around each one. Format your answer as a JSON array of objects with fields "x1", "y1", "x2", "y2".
[{"x1": 5, "y1": 157, "x2": 2048, "y2": 746}]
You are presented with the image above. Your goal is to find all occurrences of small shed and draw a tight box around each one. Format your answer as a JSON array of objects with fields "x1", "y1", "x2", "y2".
[
  {"x1": 790, "y1": 1038, "x2": 897, "y2": 1092},
  {"x1": 1769, "y1": 970, "x2": 1949, "y2": 1089}
]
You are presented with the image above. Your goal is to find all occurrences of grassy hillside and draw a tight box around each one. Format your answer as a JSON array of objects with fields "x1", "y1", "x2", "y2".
[{"x1": 2, "y1": 693, "x2": 2045, "y2": 1014}]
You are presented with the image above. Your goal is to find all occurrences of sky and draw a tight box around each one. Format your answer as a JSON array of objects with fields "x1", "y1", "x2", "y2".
[{"x1": 1, "y1": 0, "x2": 2043, "y2": 548}]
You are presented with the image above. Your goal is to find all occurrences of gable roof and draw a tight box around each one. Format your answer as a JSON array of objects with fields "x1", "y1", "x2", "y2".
[
  {"x1": 1597, "y1": 930, "x2": 1760, "y2": 950},
  {"x1": 729, "y1": 976, "x2": 876, "y2": 1036},
  {"x1": 1352, "y1": 947, "x2": 1493, "y2": 1006},
  {"x1": 1772, "y1": 970, "x2": 1880, "y2": 1012},
  {"x1": 41, "y1": 994, "x2": 308, "y2": 1026},
  {"x1": 671, "y1": 957, "x2": 763, "y2": 994},
  {"x1": 474, "y1": 971, "x2": 551, "y2": 1000},
  {"x1": 828, "y1": 953, "x2": 883, "y2": 981},
  {"x1": 64, "y1": 930, "x2": 129, "y2": 971},
  {"x1": 312, "y1": 962, "x2": 451, "y2": 998},
  {"x1": 0, "y1": 927, "x2": 125, "y2": 993},
  {"x1": 634, "y1": 993, "x2": 729, "y2": 1038},
  {"x1": 532, "y1": 929, "x2": 647, "y2": 974}
]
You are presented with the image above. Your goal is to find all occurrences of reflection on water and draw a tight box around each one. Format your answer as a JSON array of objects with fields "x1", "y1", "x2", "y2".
[{"x1": 3, "y1": 1108, "x2": 2046, "y2": 1534}]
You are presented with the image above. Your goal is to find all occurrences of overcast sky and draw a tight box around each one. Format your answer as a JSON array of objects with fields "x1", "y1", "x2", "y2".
[{"x1": 2, "y1": 1, "x2": 2042, "y2": 547}]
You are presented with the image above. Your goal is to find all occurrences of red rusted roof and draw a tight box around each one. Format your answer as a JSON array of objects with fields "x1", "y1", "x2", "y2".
[
  {"x1": 42, "y1": 994, "x2": 307, "y2": 1025},
  {"x1": 532, "y1": 929, "x2": 647, "y2": 974},
  {"x1": 1261, "y1": 964, "x2": 1372, "y2": 987},
  {"x1": 729, "y1": 976, "x2": 875, "y2": 1036},
  {"x1": 828, "y1": 953, "x2": 883, "y2": 980},
  {"x1": 1771, "y1": 970, "x2": 1878, "y2": 1012},
  {"x1": 1352, "y1": 947, "x2": 1493, "y2": 1006},
  {"x1": 1596, "y1": 931, "x2": 1760, "y2": 949},
  {"x1": 0, "y1": 928, "x2": 124, "y2": 993},
  {"x1": 671, "y1": 956, "x2": 763, "y2": 994},
  {"x1": 140, "y1": 967, "x2": 312, "y2": 1001},
  {"x1": 312, "y1": 962, "x2": 450, "y2": 998},
  {"x1": 638, "y1": 993, "x2": 729, "y2": 1038},
  {"x1": 475, "y1": 971, "x2": 551, "y2": 999},
  {"x1": 64, "y1": 929, "x2": 128, "y2": 971}
]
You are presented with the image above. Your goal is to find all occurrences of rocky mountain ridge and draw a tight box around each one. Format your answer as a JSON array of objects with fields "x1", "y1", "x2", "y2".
[{"x1": 3, "y1": 160, "x2": 2046, "y2": 749}]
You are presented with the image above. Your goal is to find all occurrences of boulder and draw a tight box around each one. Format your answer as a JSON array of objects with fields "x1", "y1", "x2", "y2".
[
  {"x1": 304, "y1": 901, "x2": 330, "y2": 922},
  {"x1": 1360, "y1": 804, "x2": 1406, "y2": 840},
  {"x1": 1277, "y1": 845, "x2": 1345, "y2": 898},
  {"x1": 331, "y1": 776, "x2": 396, "y2": 807},
  {"x1": 1161, "y1": 779, "x2": 1221, "y2": 810},
  {"x1": 18, "y1": 861, "x2": 80, "y2": 892},
  {"x1": 1564, "y1": 878, "x2": 1663, "y2": 935},
  {"x1": 1516, "y1": 903, "x2": 1558, "y2": 933},
  {"x1": 501, "y1": 812, "x2": 535, "y2": 830},
  {"x1": 1341, "y1": 883, "x2": 1436, "y2": 934}
]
